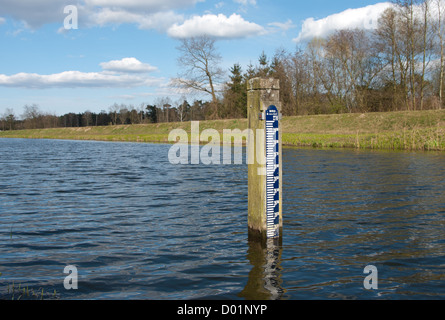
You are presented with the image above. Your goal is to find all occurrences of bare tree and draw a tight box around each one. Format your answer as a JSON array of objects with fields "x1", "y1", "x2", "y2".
[
  {"x1": 154, "y1": 96, "x2": 172, "y2": 123},
  {"x1": 418, "y1": 0, "x2": 435, "y2": 110},
  {"x1": 109, "y1": 103, "x2": 120, "y2": 125},
  {"x1": 395, "y1": 0, "x2": 423, "y2": 109},
  {"x1": 307, "y1": 38, "x2": 329, "y2": 113},
  {"x1": 176, "y1": 97, "x2": 190, "y2": 122},
  {"x1": 83, "y1": 110, "x2": 93, "y2": 127},
  {"x1": 1, "y1": 108, "x2": 16, "y2": 130},
  {"x1": 434, "y1": 0, "x2": 445, "y2": 107},
  {"x1": 138, "y1": 103, "x2": 147, "y2": 123},
  {"x1": 173, "y1": 35, "x2": 224, "y2": 117},
  {"x1": 376, "y1": 7, "x2": 406, "y2": 109},
  {"x1": 324, "y1": 29, "x2": 385, "y2": 112},
  {"x1": 22, "y1": 104, "x2": 42, "y2": 129},
  {"x1": 118, "y1": 105, "x2": 129, "y2": 125},
  {"x1": 307, "y1": 37, "x2": 340, "y2": 112}
]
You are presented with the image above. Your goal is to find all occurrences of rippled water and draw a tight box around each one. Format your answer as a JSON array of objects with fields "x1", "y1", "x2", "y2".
[{"x1": 0, "y1": 138, "x2": 444, "y2": 299}]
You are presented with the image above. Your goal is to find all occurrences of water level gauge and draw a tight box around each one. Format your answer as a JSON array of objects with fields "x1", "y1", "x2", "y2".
[{"x1": 265, "y1": 105, "x2": 280, "y2": 238}]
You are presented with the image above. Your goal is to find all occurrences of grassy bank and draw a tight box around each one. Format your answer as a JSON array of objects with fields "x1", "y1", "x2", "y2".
[{"x1": 1, "y1": 110, "x2": 444, "y2": 151}]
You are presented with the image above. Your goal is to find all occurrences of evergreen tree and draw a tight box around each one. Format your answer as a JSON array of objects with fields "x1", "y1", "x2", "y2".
[
  {"x1": 258, "y1": 51, "x2": 270, "y2": 77},
  {"x1": 146, "y1": 105, "x2": 157, "y2": 123},
  {"x1": 222, "y1": 63, "x2": 248, "y2": 118}
]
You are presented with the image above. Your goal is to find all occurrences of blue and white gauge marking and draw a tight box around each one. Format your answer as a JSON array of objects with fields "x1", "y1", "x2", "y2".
[{"x1": 265, "y1": 105, "x2": 280, "y2": 238}]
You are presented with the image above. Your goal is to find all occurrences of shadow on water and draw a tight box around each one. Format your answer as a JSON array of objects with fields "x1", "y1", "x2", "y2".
[{"x1": 238, "y1": 233, "x2": 285, "y2": 300}]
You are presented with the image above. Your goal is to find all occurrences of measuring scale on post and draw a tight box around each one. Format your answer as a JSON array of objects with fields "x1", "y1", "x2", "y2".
[{"x1": 265, "y1": 105, "x2": 280, "y2": 239}]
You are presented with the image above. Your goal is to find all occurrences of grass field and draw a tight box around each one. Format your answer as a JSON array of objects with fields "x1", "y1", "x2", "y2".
[{"x1": 1, "y1": 110, "x2": 444, "y2": 151}]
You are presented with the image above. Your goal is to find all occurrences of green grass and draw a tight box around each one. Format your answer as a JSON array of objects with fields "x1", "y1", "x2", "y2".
[
  {"x1": 0, "y1": 240, "x2": 60, "y2": 300},
  {"x1": 1, "y1": 110, "x2": 444, "y2": 151},
  {"x1": 281, "y1": 110, "x2": 445, "y2": 151},
  {"x1": 0, "y1": 281, "x2": 59, "y2": 300}
]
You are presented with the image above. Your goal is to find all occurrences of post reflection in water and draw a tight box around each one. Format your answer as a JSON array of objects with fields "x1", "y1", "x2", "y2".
[{"x1": 239, "y1": 233, "x2": 286, "y2": 300}]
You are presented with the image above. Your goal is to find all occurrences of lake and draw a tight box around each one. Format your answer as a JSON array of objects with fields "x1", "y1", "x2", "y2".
[{"x1": 0, "y1": 138, "x2": 444, "y2": 299}]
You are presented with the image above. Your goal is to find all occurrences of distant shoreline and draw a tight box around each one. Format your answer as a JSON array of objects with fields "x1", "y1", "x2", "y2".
[{"x1": 1, "y1": 110, "x2": 444, "y2": 151}]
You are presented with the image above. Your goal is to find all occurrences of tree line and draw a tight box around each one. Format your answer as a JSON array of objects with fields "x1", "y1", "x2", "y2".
[
  {"x1": 0, "y1": 100, "x2": 216, "y2": 130},
  {"x1": 175, "y1": 0, "x2": 445, "y2": 117},
  {"x1": 1, "y1": 0, "x2": 444, "y2": 131},
  {"x1": 219, "y1": 0, "x2": 445, "y2": 117}
]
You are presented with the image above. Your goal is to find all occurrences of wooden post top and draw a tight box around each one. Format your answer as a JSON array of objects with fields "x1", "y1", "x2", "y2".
[{"x1": 247, "y1": 78, "x2": 280, "y2": 91}]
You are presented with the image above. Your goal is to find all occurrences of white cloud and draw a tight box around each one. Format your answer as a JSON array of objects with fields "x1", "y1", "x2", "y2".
[
  {"x1": 167, "y1": 13, "x2": 265, "y2": 39},
  {"x1": 0, "y1": 0, "x2": 266, "y2": 37},
  {"x1": 268, "y1": 19, "x2": 295, "y2": 32},
  {"x1": 0, "y1": 17, "x2": 5, "y2": 25},
  {"x1": 0, "y1": 0, "x2": 74, "y2": 28},
  {"x1": 233, "y1": 0, "x2": 256, "y2": 6},
  {"x1": 108, "y1": 94, "x2": 136, "y2": 100},
  {"x1": 90, "y1": 8, "x2": 183, "y2": 31},
  {"x1": 215, "y1": 2, "x2": 224, "y2": 9},
  {"x1": 100, "y1": 57, "x2": 158, "y2": 73},
  {"x1": 85, "y1": 0, "x2": 200, "y2": 12},
  {"x1": 0, "y1": 58, "x2": 162, "y2": 89},
  {"x1": 0, "y1": 0, "x2": 196, "y2": 30},
  {"x1": 294, "y1": 2, "x2": 393, "y2": 42}
]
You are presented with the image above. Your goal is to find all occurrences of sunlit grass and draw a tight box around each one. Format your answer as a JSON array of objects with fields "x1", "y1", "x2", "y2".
[
  {"x1": 0, "y1": 273, "x2": 59, "y2": 300},
  {"x1": 1, "y1": 110, "x2": 444, "y2": 151}
]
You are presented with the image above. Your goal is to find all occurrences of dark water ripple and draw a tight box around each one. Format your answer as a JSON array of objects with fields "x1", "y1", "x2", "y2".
[
  {"x1": 281, "y1": 148, "x2": 445, "y2": 299},
  {"x1": 0, "y1": 138, "x2": 444, "y2": 299}
]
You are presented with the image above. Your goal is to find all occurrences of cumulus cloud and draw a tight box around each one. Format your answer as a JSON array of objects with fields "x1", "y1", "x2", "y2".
[
  {"x1": 0, "y1": 58, "x2": 161, "y2": 88},
  {"x1": 0, "y1": 0, "x2": 74, "y2": 28},
  {"x1": 167, "y1": 13, "x2": 265, "y2": 39},
  {"x1": 0, "y1": 0, "x2": 267, "y2": 37},
  {"x1": 268, "y1": 19, "x2": 295, "y2": 32},
  {"x1": 90, "y1": 8, "x2": 184, "y2": 31},
  {"x1": 100, "y1": 57, "x2": 158, "y2": 73},
  {"x1": 0, "y1": 0, "x2": 197, "y2": 30},
  {"x1": 294, "y1": 2, "x2": 393, "y2": 42},
  {"x1": 0, "y1": 17, "x2": 6, "y2": 25},
  {"x1": 233, "y1": 0, "x2": 257, "y2": 6},
  {"x1": 84, "y1": 0, "x2": 200, "y2": 12}
]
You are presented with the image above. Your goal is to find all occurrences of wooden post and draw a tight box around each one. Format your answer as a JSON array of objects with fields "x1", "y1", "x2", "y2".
[{"x1": 247, "y1": 78, "x2": 282, "y2": 240}]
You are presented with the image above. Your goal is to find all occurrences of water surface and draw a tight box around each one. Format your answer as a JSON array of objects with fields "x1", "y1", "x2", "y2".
[{"x1": 0, "y1": 138, "x2": 443, "y2": 299}]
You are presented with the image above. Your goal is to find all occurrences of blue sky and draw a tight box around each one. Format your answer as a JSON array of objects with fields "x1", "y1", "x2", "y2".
[{"x1": 0, "y1": 0, "x2": 389, "y2": 117}]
